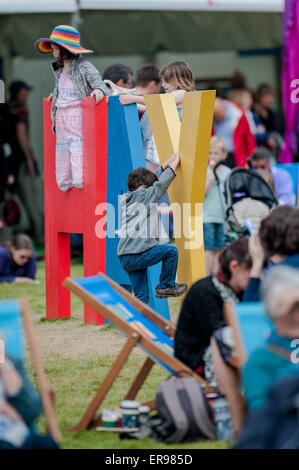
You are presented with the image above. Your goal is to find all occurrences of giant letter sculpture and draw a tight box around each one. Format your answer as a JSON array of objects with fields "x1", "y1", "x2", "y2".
[
  {"x1": 44, "y1": 97, "x2": 170, "y2": 324},
  {"x1": 105, "y1": 97, "x2": 170, "y2": 319},
  {"x1": 144, "y1": 91, "x2": 216, "y2": 289},
  {"x1": 44, "y1": 98, "x2": 107, "y2": 324}
]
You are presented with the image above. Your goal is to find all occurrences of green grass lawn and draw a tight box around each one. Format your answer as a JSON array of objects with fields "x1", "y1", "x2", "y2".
[{"x1": 0, "y1": 260, "x2": 231, "y2": 449}]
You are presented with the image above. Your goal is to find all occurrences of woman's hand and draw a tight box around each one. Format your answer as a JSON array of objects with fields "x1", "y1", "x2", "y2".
[
  {"x1": 119, "y1": 94, "x2": 137, "y2": 105},
  {"x1": 7, "y1": 174, "x2": 15, "y2": 186},
  {"x1": 208, "y1": 160, "x2": 217, "y2": 179},
  {"x1": 14, "y1": 277, "x2": 36, "y2": 284},
  {"x1": 248, "y1": 234, "x2": 265, "y2": 278},
  {"x1": 90, "y1": 89, "x2": 104, "y2": 104}
]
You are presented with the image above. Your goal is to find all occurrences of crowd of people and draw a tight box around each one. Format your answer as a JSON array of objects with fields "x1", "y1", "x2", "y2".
[
  {"x1": 0, "y1": 24, "x2": 298, "y2": 449},
  {"x1": 99, "y1": 50, "x2": 298, "y2": 446},
  {"x1": 96, "y1": 40, "x2": 299, "y2": 446},
  {"x1": 174, "y1": 205, "x2": 299, "y2": 445}
]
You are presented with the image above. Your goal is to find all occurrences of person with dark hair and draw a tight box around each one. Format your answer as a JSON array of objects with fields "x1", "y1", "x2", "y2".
[
  {"x1": 253, "y1": 83, "x2": 283, "y2": 156},
  {"x1": 0, "y1": 234, "x2": 36, "y2": 283},
  {"x1": 259, "y1": 205, "x2": 299, "y2": 261},
  {"x1": 103, "y1": 63, "x2": 133, "y2": 89},
  {"x1": 243, "y1": 206, "x2": 299, "y2": 302},
  {"x1": 174, "y1": 237, "x2": 252, "y2": 371},
  {"x1": 253, "y1": 83, "x2": 277, "y2": 134},
  {"x1": 249, "y1": 148, "x2": 294, "y2": 205},
  {"x1": 135, "y1": 64, "x2": 161, "y2": 95},
  {"x1": 6, "y1": 81, "x2": 36, "y2": 181},
  {"x1": 118, "y1": 153, "x2": 186, "y2": 303},
  {"x1": 34, "y1": 25, "x2": 107, "y2": 191},
  {"x1": 134, "y1": 63, "x2": 161, "y2": 123},
  {"x1": 0, "y1": 104, "x2": 11, "y2": 205},
  {"x1": 174, "y1": 237, "x2": 252, "y2": 436},
  {"x1": 127, "y1": 167, "x2": 158, "y2": 191},
  {"x1": 4, "y1": 80, "x2": 45, "y2": 245}
]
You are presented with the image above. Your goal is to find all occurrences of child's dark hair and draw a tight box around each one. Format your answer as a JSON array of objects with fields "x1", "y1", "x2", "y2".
[
  {"x1": 219, "y1": 237, "x2": 252, "y2": 281},
  {"x1": 127, "y1": 168, "x2": 158, "y2": 191},
  {"x1": 259, "y1": 205, "x2": 299, "y2": 257},
  {"x1": 135, "y1": 64, "x2": 160, "y2": 88},
  {"x1": 103, "y1": 63, "x2": 133, "y2": 85},
  {"x1": 56, "y1": 46, "x2": 77, "y2": 67}
]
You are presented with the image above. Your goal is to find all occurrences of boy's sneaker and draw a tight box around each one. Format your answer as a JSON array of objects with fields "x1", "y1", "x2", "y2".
[{"x1": 155, "y1": 283, "x2": 187, "y2": 298}]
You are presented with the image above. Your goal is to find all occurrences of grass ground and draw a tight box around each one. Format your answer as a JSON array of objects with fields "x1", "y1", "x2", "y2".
[{"x1": 0, "y1": 259, "x2": 230, "y2": 449}]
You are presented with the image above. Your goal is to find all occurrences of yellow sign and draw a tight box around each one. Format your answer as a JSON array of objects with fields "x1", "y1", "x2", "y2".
[{"x1": 144, "y1": 91, "x2": 216, "y2": 289}]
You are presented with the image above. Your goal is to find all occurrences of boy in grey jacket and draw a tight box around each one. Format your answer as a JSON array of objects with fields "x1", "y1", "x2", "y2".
[{"x1": 118, "y1": 152, "x2": 186, "y2": 303}]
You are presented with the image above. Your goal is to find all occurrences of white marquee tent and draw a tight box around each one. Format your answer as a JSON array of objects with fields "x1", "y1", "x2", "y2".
[
  {"x1": 0, "y1": 0, "x2": 283, "y2": 58},
  {"x1": 0, "y1": 0, "x2": 284, "y2": 13}
]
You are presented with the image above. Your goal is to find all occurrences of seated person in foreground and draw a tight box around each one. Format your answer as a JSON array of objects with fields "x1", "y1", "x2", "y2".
[
  {"x1": 117, "y1": 152, "x2": 186, "y2": 303},
  {"x1": 0, "y1": 234, "x2": 36, "y2": 283},
  {"x1": 0, "y1": 342, "x2": 58, "y2": 449}
]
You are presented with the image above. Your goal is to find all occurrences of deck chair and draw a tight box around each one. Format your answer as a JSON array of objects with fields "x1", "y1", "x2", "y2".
[
  {"x1": 223, "y1": 301, "x2": 274, "y2": 368},
  {"x1": 63, "y1": 272, "x2": 210, "y2": 431},
  {"x1": 0, "y1": 299, "x2": 61, "y2": 443}
]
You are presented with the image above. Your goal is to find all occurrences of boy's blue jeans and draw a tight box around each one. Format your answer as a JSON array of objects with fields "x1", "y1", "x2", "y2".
[{"x1": 119, "y1": 244, "x2": 178, "y2": 304}]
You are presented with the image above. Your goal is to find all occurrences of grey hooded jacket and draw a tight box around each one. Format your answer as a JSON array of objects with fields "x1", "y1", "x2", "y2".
[
  {"x1": 51, "y1": 56, "x2": 108, "y2": 131},
  {"x1": 117, "y1": 166, "x2": 176, "y2": 256}
]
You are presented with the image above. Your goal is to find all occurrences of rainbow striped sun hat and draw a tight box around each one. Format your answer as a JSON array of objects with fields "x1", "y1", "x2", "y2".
[{"x1": 34, "y1": 25, "x2": 93, "y2": 55}]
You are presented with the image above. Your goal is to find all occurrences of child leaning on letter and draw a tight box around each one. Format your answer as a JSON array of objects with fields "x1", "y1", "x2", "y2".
[
  {"x1": 118, "y1": 153, "x2": 187, "y2": 304},
  {"x1": 34, "y1": 25, "x2": 107, "y2": 191}
]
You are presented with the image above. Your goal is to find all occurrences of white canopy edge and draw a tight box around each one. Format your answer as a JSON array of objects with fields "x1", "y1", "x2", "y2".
[
  {"x1": 0, "y1": 0, "x2": 284, "y2": 14},
  {"x1": 81, "y1": 0, "x2": 284, "y2": 13},
  {"x1": 0, "y1": 0, "x2": 77, "y2": 14}
]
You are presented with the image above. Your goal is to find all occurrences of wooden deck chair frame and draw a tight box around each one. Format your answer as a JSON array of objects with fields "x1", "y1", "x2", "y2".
[
  {"x1": 64, "y1": 273, "x2": 211, "y2": 431},
  {"x1": 223, "y1": 301, "x2": 247, "y2": 369},
  {"x1": 19, "y1": 299, "x2": 61, "y2": 443}
]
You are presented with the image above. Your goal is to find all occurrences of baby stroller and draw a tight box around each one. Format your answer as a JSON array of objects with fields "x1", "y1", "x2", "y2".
[{"x1": 222, "y1": 167, "x2": 278, "y2": 238}]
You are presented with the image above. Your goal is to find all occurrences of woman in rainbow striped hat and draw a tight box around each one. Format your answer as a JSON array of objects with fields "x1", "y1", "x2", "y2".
[{"x1": 35, "y1": 25, "x2": 107, "y2": 191}]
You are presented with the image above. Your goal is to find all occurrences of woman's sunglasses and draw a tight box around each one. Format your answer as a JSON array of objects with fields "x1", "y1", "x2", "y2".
[{"x1": 19, "y1": 255, "x2": 30, "y2": 261}]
